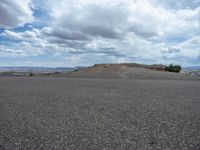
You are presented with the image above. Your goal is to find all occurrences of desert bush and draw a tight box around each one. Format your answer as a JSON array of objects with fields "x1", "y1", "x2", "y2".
[
  {"x1": 29, "y1": 72, "x2": 33, "y2": 77},
  {"x1": 165, "y1": 64, "x2": 182, "y2": 73}
]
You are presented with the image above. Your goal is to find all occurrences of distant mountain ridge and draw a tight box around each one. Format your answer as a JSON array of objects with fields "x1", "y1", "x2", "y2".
[
  {"x1": 0, "y1": 66, "x2": 82, "y2": 73},
  {"x1": 182, "y1": 66, "x2": 200, "y2": 77},
  {"x1": 183, "y1": 66, "x2": 200, "y2": 71}
]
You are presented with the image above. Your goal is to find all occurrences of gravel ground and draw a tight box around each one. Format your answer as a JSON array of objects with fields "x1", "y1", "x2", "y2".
[{"x1": 0, "y1": 77, "x2": 200, "y2": 150}]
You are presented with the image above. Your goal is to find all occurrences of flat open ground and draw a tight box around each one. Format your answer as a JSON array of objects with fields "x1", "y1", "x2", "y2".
[{"x1": 0, "y1": 77, "x2": 200, "y2": 149}]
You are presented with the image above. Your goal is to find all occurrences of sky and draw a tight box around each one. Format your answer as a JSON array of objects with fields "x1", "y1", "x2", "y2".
[{"x1": 0, "y1": 0, "x2": 199, "y2": 67}]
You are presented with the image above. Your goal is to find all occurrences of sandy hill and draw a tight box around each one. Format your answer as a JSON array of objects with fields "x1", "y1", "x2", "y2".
[{"x1": 52, "y1": 63, "x2": 199, "y2": 80}]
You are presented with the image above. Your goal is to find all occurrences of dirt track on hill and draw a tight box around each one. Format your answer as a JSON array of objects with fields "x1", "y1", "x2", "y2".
[{"x1": 0, "y1": 77, "x2": 200, "y2": 149}]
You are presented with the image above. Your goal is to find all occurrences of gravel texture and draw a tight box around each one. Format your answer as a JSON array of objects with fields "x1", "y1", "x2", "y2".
[{"x1": 0, "y1": 77, "x2": 200, "y2": 150}]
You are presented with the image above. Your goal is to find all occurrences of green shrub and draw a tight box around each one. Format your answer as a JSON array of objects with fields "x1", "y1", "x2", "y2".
[
  {"x1": 165, "y1": 64, "x2": 182, "y2": 73},
  {"x1": 29, "y1": 72, "x2": 33, "y2": 77}
]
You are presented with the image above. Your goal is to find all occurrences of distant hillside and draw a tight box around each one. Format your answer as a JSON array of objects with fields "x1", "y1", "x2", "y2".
[
  {"x1": 0, "y1": 66, "x2": 82, "y2": 76},
  {"x1": 183, "y1": 66, "x2": 200, "y2": 70},
  {"x1": 182, "y1": 66, "x2": 200, "y2": 77},
  {"x1": 0, "y1": 66, "x2": 82, "y2": 73},
  {"x1": 52, "y1": 63, "x2": 199, "y2": 80}
]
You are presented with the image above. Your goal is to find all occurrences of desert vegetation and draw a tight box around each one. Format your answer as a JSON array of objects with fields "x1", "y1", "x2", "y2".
[
  {"x1": 29, "y1": 72, "x2": 34, "y2": 77},
  {"x1": 165, "y1": 64, "x2": 182, "y2": 73}
]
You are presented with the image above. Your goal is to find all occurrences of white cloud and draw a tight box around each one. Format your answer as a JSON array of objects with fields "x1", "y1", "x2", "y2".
[
  {"x1": 0, "y1": 45, "x2": 25, "y2": 57},
  {"x1": 2, "y1": 29, "x2": 39, "y2": 42},
  {"x1": 0, "y1": 0, "x2": 199, "y2": 66},
  {"x1": 179, "y1": 36, "x2": 200, "y2": 58}
]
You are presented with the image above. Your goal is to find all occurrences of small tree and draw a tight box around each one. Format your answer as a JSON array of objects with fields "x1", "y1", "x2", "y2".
[
  {"x1": 29, "y1": 72, "x2": 33, "y2": 77},
  {"x1": 165, "y1": 64, "x2": 182, "y2": 73}
]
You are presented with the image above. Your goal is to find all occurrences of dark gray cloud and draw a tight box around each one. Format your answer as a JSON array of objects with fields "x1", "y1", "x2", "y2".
[
  {"x1": 82, "y1": 25, "x2": 120, "y2": 39},
  {"x1": 47, "y1": 3, "x2": 127, "y2": 41},
  {"x1": 129, "y1": 24, "x2": 158, "y2": 38},
  {"x1": 0, "y1": 0, "x2": 34, "y2": 28},
  {"x1": 68, "y1": 46, "x2": 126, "y2": 58},
  {"x1": 161, "y1": 47, "x2": 181, "y2": 62},
  {"x1": 44, "y1": 28, "x2": 90, "y2": 41},
  {"x1": 166, "y1": 47, "x2": 181, "y2": 53}
]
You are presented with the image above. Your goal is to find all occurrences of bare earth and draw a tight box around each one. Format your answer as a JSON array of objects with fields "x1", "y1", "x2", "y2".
[
  {"x1": 0, "y1": 75, "x2": 200, "y2": 150},
  {"x1": 52, "y1": 64, "x2": 199, "y2": 80}
]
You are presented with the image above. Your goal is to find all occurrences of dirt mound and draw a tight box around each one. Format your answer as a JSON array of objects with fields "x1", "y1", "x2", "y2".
[
  {"x1": 52, "y1": 63, "x2": 199, "y2": 80},
  {"x1": 93, "y1": 63, "x2": 166, "y2": 71}
]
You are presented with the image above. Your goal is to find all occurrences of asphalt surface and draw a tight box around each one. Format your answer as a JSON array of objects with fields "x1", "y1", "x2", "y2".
[{"x1": 0, "y1": 77, "x2": 200, "y2": 150}]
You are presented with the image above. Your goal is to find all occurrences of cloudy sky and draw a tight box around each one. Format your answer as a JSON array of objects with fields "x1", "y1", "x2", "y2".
[{"x1": 0, "y1": 0, "x2": 199, "y2": 67}]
